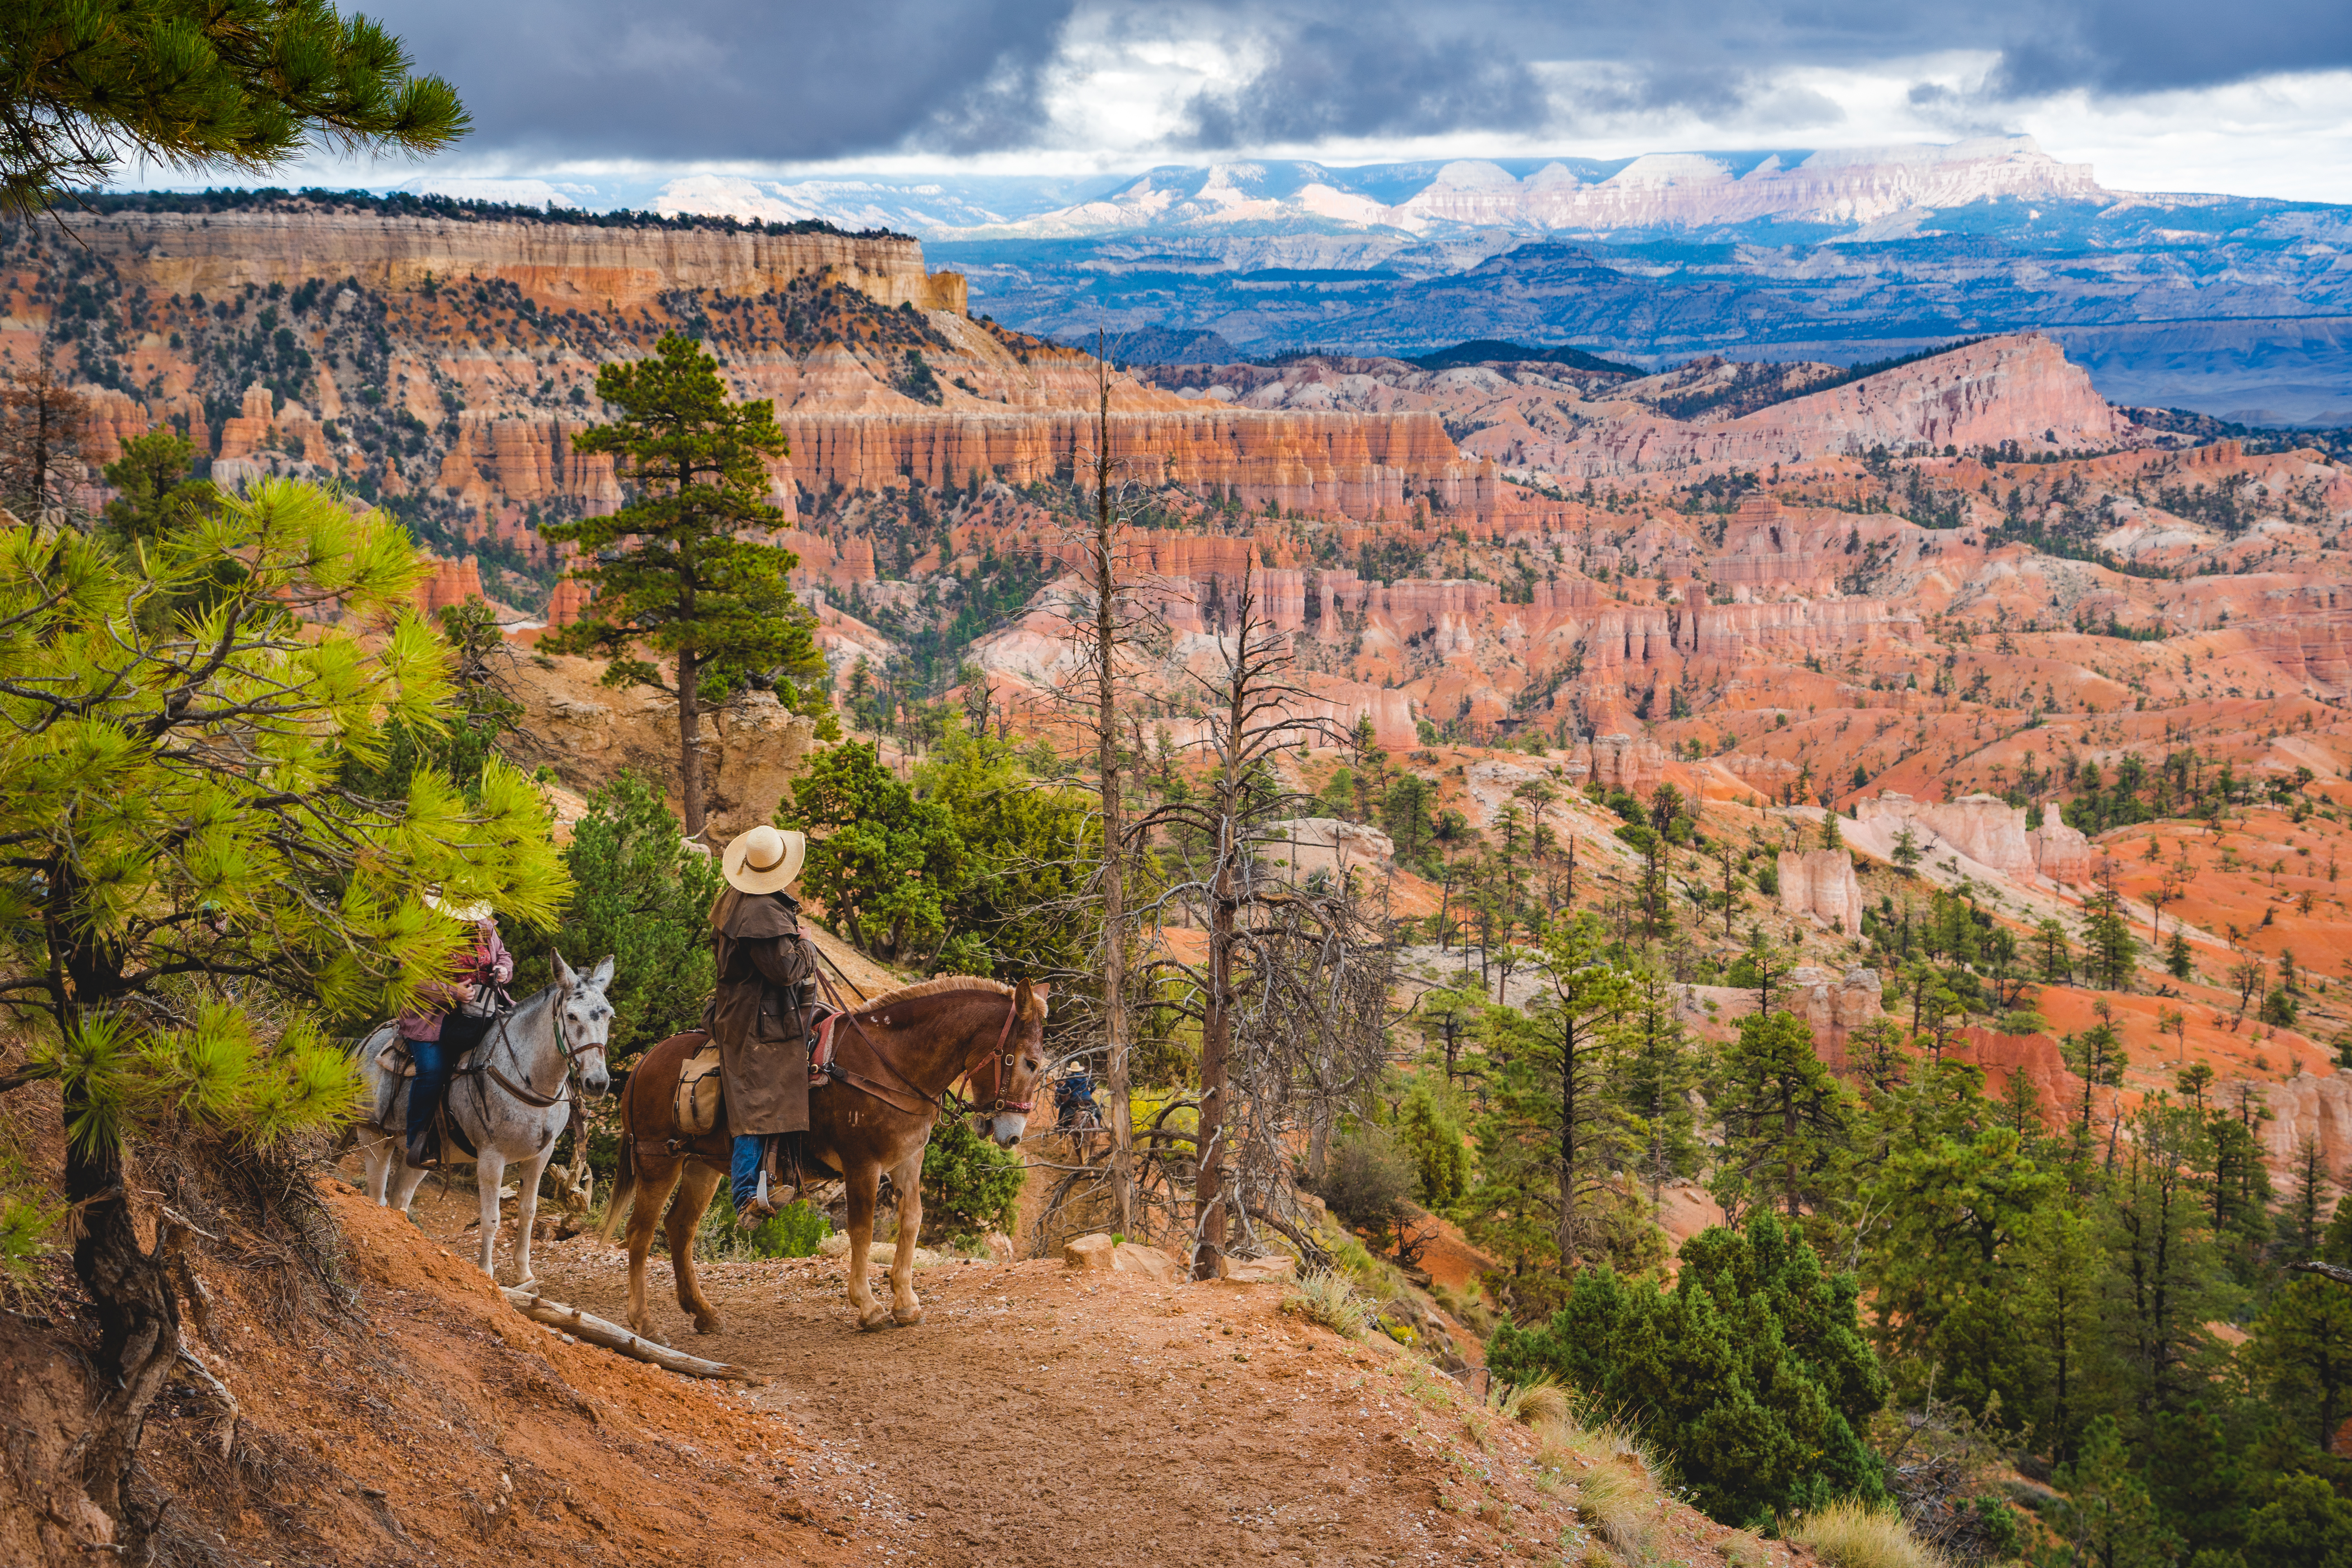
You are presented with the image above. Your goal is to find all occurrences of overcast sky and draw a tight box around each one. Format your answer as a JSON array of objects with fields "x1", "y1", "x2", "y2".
[{"x1": 308, "y1": 0, "x2": 2352, "y2": 201}]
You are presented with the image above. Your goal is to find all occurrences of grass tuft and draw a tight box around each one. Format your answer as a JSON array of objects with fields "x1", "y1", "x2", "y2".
[
  {"x1": 1788, "y1": 1501, "x2": 1946, "y2": 1568},
  {"x1": 1533, "y1": 1416, "x2": 1666, "y2": 1562},
  {"x1": 1493, "y1": 1374, "x2": 1571, "y2": 1428},
  {"x1": 1281, "y1": 1265, "x2": 1368, "y2": 1339}
]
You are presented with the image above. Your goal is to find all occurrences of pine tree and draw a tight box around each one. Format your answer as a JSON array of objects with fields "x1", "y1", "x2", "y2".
[
  {"x1": 2037, "y1": 916, "x2": 2075, "y2": 983},
  {"x1": 2060, "y1": 1024, "x2": 2128, "y2": 1183},
  {"x1": 541, "y1": 335, "x2": 832, "y2": 839},
  {"x1": 1518, "y1": 913, "x2": 1632, "y2": 1264},
  {"x1": 2248, "y1": 1276, "x2": 2352, "y2": 1452},
  {"x1": 0, "y1": 0, "x2": 469, "y2": 215},
  {"x1": 2104, "y1": 1102, "x2": 2240, "y2": 1419},
  {"x1": 2084, "y1": 886, "x2": 2141, "y2": 990},
  {"x1": 2047, "y1": 1418, "x2": 2183, "y2": 1567},
  {"x1": 1608, "y1": 966, "x2": 1703, "y2": 1218},
  {"x1": 1710, "y1": 1009, "x2": 1854, "y2": 1223},
  {"x1": 0, "y1": 482, "x2": 564, "y2": 1544}
]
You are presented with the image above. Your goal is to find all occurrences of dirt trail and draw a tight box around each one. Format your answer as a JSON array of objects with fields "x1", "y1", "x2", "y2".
[{"x1": 363, "y1": 1183, "x2": 1762, "y2": 1568}]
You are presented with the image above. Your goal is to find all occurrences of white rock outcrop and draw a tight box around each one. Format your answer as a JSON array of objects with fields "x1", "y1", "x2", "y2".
[{"x1": 1778, "y1": 848, "x2": 1864, "y2": 930}]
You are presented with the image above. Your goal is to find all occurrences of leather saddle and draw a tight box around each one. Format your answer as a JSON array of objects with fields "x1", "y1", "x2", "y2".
[{"x1": 670, "y1": 1005, "x2": 843, "y2": 1136}]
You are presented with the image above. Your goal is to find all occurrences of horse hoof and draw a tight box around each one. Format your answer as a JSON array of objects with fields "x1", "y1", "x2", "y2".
[
  {"x1": 693, "y1": 1316, "x2": 723, "y2": 1336},
  {"x1": 857, "y1": 1309, "x2": 893, "y2": 1332},
  {"x1": 893, "y1": 1306, "x2": 924, "y2": 1327}
]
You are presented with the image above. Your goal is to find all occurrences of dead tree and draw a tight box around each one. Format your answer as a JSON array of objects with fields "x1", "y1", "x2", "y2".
[
  {"x1": 1128, "y1": 559, "x2": 1396, "y2": 1277},
  {"x1": 1043, "y1": 343, "x2": 1168, "y2": 1235},
  {"x1": 0, "y1": 351, "x2": 87, "y2": 524}
]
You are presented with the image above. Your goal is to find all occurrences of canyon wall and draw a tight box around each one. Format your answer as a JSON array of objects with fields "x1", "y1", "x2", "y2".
[
  {"x1": 80, "y1": 209, "x2": 966, "y2": 312},
  {"x1": 776, "y1": 407, "x2": 1486, "y2": 517},
  {"x1": 1852, "y1": 791, "x2": 2093, "y2": 884}
]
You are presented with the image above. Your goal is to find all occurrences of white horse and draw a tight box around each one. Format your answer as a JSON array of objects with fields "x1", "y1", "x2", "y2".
[{"x1": 356, "y1": 952, "x2": 616, "y2": 1288}]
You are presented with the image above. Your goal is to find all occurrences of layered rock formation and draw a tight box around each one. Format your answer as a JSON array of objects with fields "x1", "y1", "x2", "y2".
[
  {"x1": 1852, "y1": 792, "x2": 2093, "y2": 885},
  {"x1": 77, "y1": 207, "x2": 966, "y2": 312},
  {"x1": 1779, "y1": 849, "x2": 1865, "y2": 930}
]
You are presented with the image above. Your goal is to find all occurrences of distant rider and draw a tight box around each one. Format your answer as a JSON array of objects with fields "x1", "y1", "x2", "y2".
[
  {"x1": 707, "y1": 824, "x2": 820, "y2": 1226},
  {"x1": 399, "y1": 896, "x2": 513, "y2": 1171}
]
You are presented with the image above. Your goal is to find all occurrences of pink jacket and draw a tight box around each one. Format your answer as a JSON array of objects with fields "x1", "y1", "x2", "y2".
[{"x1": 397, "y1": 924, "x2": 514, "y2": 1042}]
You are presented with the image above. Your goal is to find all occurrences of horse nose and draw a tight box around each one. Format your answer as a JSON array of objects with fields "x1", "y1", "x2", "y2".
[{"x1": 584, "y1": 1071, "x2": 611, "y2": 1099}]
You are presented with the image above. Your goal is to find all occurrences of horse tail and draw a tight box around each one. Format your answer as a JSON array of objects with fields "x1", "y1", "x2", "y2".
[{"x1": 597, "y1": 1085, "x2": 638, "y2": 1242}]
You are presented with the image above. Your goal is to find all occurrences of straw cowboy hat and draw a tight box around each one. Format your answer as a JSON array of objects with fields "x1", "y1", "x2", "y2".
[
  {"x1": 423, "y1": 891, "x2": 495, "y2": 923},
  {"x1": 723, "y1": 824, "x2": 806, "y2": 895}
]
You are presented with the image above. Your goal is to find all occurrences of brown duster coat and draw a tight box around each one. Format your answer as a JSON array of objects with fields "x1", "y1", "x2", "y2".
[{"x1": 706, "y1": 887, "x2": 818, "y2": 1135}]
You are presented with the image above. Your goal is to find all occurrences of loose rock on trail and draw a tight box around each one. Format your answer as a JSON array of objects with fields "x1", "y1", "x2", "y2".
[{"x1": 367, "y1": 1174, "x2": 1786, "y2": 1568}]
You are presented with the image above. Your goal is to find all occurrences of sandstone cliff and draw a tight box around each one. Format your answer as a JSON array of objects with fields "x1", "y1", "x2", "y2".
[
  {"x1": 77, "y1": 207, "x2": 966, "y2": 312},
  {"x1": 1852, "y1": 791, "x2": 2092, "y2": 886},
  {"x1": 1779, "y1": 849, "x2": 1865, "y2": 930}
]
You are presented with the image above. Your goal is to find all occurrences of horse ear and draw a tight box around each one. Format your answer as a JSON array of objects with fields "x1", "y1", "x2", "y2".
[
  {"x1": 589, "y1": 954, "x2": 616, "y2": 991},
  {"x1": 552, "y1": 950, "x2": 577, "y2": 990}
]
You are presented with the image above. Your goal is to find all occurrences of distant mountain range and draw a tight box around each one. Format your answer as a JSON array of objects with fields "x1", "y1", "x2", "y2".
[{"x1": 388, "y1": 139, "x2": 2352, "y2": 426}]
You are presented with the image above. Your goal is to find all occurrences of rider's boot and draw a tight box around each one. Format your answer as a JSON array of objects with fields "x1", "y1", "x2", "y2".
[{"x1": 733, "y1": 1133, "x2": 778, "y2": 1229}]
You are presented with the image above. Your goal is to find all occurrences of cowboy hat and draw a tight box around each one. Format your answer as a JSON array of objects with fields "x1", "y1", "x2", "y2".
[
  {"x1": 423, "y1": 891, "x2": 496, "y2": 923},
  {"x1": 723, "y1": 824, "x2": 806, "y2": 895}
]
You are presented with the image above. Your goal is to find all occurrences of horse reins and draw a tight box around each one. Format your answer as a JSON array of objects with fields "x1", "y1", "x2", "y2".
[
  {"x1": 461, "y1": 991, "x2": 604, "y2": 1112},
  {"x1": 809, "y1": 974, "x2": 1029, "y2": 1120}
]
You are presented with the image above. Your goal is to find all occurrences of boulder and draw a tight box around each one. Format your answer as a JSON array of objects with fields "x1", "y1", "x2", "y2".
[
  {"x1": 1113, "y1": 1242, "x2": 1180, "y2": 1282},
  {"x1": 980, "y1": 1229, "x2": 1016, "y2": 1263},
  {"x1": 1063, "y1": 1233, "x2": 1181, "y2": 1280},
  {"x1": 1062, "y1": 1232, "x2": 1117, "y2": 1270},
  {"x1": 1218, "y1": 1253, "x2": 1297, "y2": 1285}
]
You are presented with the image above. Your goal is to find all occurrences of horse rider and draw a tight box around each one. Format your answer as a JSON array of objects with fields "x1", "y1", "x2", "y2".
[
  {"x1": 399, "y1": 895, "x2": 514, "y2": 1171},
  {"x1": 708, "y1": 823, "x2": 820, "y2": 1226}
]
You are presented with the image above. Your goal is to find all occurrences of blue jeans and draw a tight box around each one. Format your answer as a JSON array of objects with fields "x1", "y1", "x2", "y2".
[
  {"x1": 731, "y1": 1134, "x2": 770, "y2": 1211},
  {"x1": 405, "y1": 1013, "x2": 492, "y2": 1163}
]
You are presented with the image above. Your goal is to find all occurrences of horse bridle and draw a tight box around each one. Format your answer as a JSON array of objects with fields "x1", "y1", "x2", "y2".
[
  {"x1": 965, "y1": 998, "x2": 1034, "y2": 1118},
  {"x1": 473, "y1": 987, "x2": 608, "y2": 1111}
]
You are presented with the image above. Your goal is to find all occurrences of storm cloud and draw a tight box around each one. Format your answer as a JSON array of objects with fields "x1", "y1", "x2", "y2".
[{"x1": 365, "y1": 0, "x2": 2352, "y2": 162}]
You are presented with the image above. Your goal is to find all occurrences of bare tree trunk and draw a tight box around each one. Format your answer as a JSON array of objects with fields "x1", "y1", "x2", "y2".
[
  {"x1": 678, "y1": 648, "x2": 706, "y2": 840},
  {"x1": 1196, "y1": 742, "x2": 1241, "y2": 1281},
  {"x1": 63, "y1": 1018, "x2": 181, "y2": 1555},
  {"x1": 1089, "y1": 355, "x2": 1135, "y2": 1235}
]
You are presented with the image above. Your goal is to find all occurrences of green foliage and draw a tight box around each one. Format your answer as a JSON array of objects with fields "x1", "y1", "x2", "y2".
[
  {"x1": 919, "y1": 1115, "x2": 1024, "y2": 1243},
  {"x1": 99, "y1": 429, "x2": 216, "y2": 546},
  {"x1": 1394, "y1": 1076, "x2": 1469, "y2": 1210},
  {"x1": 1470, "y1": 914, "x2": 1634, "y2": 1272},
  {"x1": 2043, "y1": 1417, "x2": 2181, "y2": 1568},
  {"x1": 1315, "y1": 1125, "x2": 1416, "y2": 1245},
  {"x1": 507, "y1": 775, "x2": 721, "y2": 1063},
  {"x1": 2243, "y1": 1472, "x2": 2352, "y2": 1568},
  {"x1": 1381, "y1": 772, "x2": 1436, "y2": 862},
  {"x1": 2247, "y1": 1275, "x2": 2352, "y2": 1452},
  {"x1": 746, "y1": 1200, "x2": 831, "y2": 1259},
  {"x1": 339, "y1": 599, "x2": 520, "y2": 799},
  {"x1": 1489, "y1": 1213, "x2": 1888, "y2": 1526},
  {"x1": 0, "y1": 0, "x2": 470, "y2": 217},
  {"x1": 782, "y1": 739, "x2": 961, "y2": 963},
  {"x1": 915, "y1": 733, "x2": 1097, "y2": 974},
  {"x1": 1710, "y1": 1009, "x2": 1853, "y2": 1224},
  {"x1": 0, "y1": 478, "x2": 565, "y2": 1271}
]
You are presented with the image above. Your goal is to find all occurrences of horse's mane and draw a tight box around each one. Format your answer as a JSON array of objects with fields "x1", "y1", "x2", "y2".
[{"x1": 861, "y1": 975, "x2": 1042, "y2": 1020}]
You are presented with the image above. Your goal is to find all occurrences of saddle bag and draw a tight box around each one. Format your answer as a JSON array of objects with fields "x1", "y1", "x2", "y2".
[{"x1": 675, "y1": 1042, "x2": 725, "y2": 1136}]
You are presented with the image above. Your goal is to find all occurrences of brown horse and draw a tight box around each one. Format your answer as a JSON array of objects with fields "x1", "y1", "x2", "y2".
[{"x1": 601, "y1": 976, "x2": 1049, "y2": 1334}]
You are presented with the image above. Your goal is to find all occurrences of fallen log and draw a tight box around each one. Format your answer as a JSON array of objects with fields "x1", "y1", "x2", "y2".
[{"x1": 501, "y1": 1288, "x2": 765, "y2": 1384}]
